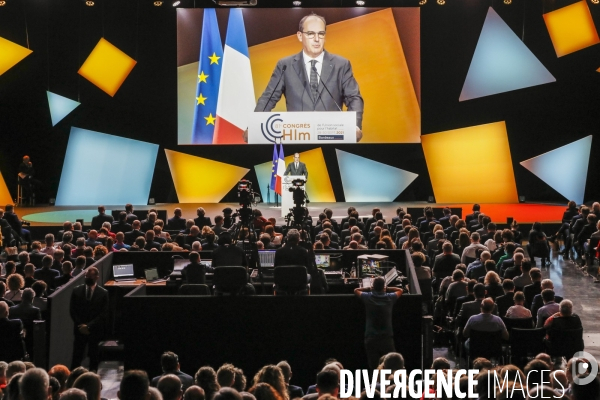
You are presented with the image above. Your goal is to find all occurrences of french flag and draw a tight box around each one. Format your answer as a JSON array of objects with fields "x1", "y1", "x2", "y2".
[
  {"x1": 213, "y1": 9, "x2": 255, "y2": 144},
  {"x1": 275, "y1": 142, "x2": 285, "y2": 195}
]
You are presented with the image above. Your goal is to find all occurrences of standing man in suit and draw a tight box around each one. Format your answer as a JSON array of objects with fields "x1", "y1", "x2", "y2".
[
  {"x1": 91, "y1": 206, "x2": 113, "y2": 231},
  {"x1": 284, "y1": 153, "x2": 309, "y2": 180},
  {"x1": 254, "y1": 13, "x2": 364, "y2": 142},
  {"x1": 69, "y1": 266, "x2": 108, "y2": 371}
]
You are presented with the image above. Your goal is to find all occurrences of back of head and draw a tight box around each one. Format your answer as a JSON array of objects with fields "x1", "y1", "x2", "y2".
[
  {"x1": 559, "y1": 299, "x2": 573, "y2": 316},
  {"x1": 7, "y1": 361, "x2": 27, "y2": 380},
  {"x1": 372, "y1": 276, "x2": 385, "y2": 293},
  {"x1": 250, "y1": 383, "x2": 281, "y2": 400},
  {"x1": 157, "y1": 374, "x2": 183, "y2": 400},
  {"x1": 541, "y1": 289, "x2": 555, "y2": 303},
  {"x1": 119, "y1": 370, "x2": 150, "y2": 400},
  {"x1": 19, "y1": 368, "x2": 49, "y2": 400},
  {"x1": 275, "y1": 362, "x2": 291, "y2": 383},
  {"x1": 60, "y1": 388, "x2": 88, "y2": 400},
  {"x1": 48, "y1": 364, "x2": 71, "y2": 391},
  {"x1": 430, "y1": 357, "x2": 451, "y2": 370},
  {"x1": 481, "y1": 298, "x2": 495, "y2": 313},
  {"x1": 217, "y1": 364, "x2": 237, "y2": 388},
  {"x1": 161, "y1": 352, "x2": 179, "y2": 373},
  {"x1": 382, "y1": 353, "x2": 404, "y2": 371},
  {"x1": 213, "y1": 388, "x2": 242, "y2": 400},
  {"x1": 316, "y1": 370, "x2": 338, "y2": 394},
  {"x1": 473, "y1": 283, "x2": 485, "y2": 299},
  {"x1": 184, "y1": 386, "x2": 205, "y2": 400},
  {"x1": 73, "y1": 372, "x2": 102, "y2": 400}
]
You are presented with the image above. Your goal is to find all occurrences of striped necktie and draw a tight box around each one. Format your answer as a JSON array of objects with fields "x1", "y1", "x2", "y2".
[{"x1": 309, "y1": 60, "x2": 318, "y2": 101}]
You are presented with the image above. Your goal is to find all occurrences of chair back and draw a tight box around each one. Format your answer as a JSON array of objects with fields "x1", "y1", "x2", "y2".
[
  {"x1": 502, "y1": 317, "x2": 534, "y2": 332},
  {"x1": 469, "y1": 329, "x2": 503, "y2": 360},
  {"x1": 509, "y1": 328, "x2": 546, "y2": 359},
  {"x1": 178, "y1": 284, "x2": 211, "y2": 296},
  {"x1": 274, "y1": 266, "x2": 309, "y2": 295},
  {"x1": 547, "y1": 328, "x2": 584, "y2": 358},
  {"x1": 213, "y1": 267, "x2": 248, "y2": 295}
]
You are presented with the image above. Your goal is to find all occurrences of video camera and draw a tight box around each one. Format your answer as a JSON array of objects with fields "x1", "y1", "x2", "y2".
[{"x1": 237, "y1": 180, "x2": 260, "y2": 207}]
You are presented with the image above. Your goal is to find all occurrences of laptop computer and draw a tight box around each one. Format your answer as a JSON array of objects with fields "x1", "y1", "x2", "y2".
[
  {"x1": 113, "y1": 264, "x2": 136, "y2": 282},
  {"x1": 258, "y1": 250, "x2": 276, "y2": 268},
  {"x1": 144, "y1": 268, "x2": 166, "y2": 283}
]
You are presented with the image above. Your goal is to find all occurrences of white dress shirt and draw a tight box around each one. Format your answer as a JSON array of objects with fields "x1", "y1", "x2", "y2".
[{"x1": 303, "y1": 51, "x2": 325, "y2": 83}]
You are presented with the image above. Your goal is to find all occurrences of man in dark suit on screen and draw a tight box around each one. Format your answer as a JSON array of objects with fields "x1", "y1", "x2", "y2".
[
  {"x1": 284, "y1": 153, "x2": 309, "y2": 180},
  {"x1": 254, "y1": 13, "x2": 364, "y2": 142},
  {"x1": 70, "y1": 266, "x2": 108, "y2": 371}
]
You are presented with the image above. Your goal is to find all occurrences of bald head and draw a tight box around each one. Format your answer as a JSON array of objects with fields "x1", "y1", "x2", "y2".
[{"x1": 157, "y1": 374, "x2": 183, "y2": 400}]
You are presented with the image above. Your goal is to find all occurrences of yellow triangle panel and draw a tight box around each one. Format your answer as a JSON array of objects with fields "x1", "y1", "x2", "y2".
[
  {"x1": 165, "y1": 149, "x2": 249, "y2": 203},
  {"x1": 0, "y1": 171, "x2": 14, "y2": 205},
  {"x1": 421, "y1": 121, "x2": 518, "y2": 204},
  {"x1": 0, "y1": 37, "x2": 32, "y2": 76}
]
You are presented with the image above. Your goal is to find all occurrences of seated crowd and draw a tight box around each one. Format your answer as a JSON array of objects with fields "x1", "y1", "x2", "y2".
[
  {"x1": 0, "y1": 350, "x2": 598, "y2": 400},
  {"x1": 1, "y1": 202, "x2": 600, "y2": 400}
]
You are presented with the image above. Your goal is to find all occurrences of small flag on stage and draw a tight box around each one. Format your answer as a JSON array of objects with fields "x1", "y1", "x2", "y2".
[
  {"x1": 275, "y1": 142, "x2": 285, "y2": 195},
  {"x1": 270, "y1": 143, "x2": 278, "y2": 194},
  {"x1": 191, "y1": 9, "x2": 223, "y2": 144}
]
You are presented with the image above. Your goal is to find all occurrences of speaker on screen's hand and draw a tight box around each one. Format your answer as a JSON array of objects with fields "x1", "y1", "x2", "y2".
[{"x1": 356, "y1": 127, "x2": 363, "y2": 142}]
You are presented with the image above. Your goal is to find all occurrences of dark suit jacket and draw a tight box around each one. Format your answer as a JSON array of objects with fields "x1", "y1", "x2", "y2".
[
  {"x1": 3, "y1": 212, "x2": 23, "y2": 235},
  {"x1": 124, "y1": 229, "x2": 145, "y2": 245},
  {"x1": 439, "y1": 216, "x2": 451, "y2": 229},
  {"x1": 34, "y1": 268, "x2": 60, "y2": 288},
  {"x1": 69, "y1": 284, "x2": 109, "y2": 335},
  {"x1": 91, "y1": 213, "x2": 114, "y2": 231},
  {"x1": 0, "y1": 317, "x2": 24, "y2": 361},
  {"x1": 454, "y1": 294, "x2": 475, "y2": 317},
  {"x1": 181, "y1": 262, "x2": 214, "y2": 284},
  {"x1": 495, "y1": 293, "x2": 515, "y2": 317},
  {"x1": 111, "y1": 221, "x2": 133, "y2": 234},
  {"x1": 194, "y1": 216, "x2": 212, "y2": 230},
  {"x1": 167, "y1": 216, "x2": 187, "y2": 231},
  {"x1": 284, "y1": 161, "x2": 308, "y2": 180},
  {"x1": 255, "y1": 50, "x2": 364, "y2": 129},
  {"x1": 9, "y1": 303, "x2": 42, "y2": 321},
  {"x1": 274, "y1": 244, "x2": 312, "y2": 269},
  {"x1": 432, "y1": 253, "x2": 461, "y2": 280},
  {"x1": 523, "y1": 281, "x2": 542, "y2": 308},
  {"x1": 54, "y1": 274, "x2": 73, "y2": 288},
  {"x1": 28, "y1": 250, "x2": 45, "y2": 269},
  {"x1": 288, "y1": 385, "x2": 304, "y2": 399}
]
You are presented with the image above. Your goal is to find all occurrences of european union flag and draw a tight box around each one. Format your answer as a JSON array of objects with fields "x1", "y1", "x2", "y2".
[{"x1": 191, "y1": 9, "x2": 223, "y2": 144}]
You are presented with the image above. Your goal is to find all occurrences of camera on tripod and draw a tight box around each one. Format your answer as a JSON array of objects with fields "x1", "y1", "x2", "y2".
[
  {"x1": 237, "y1": 180, "x2": 261, "y2": 207},
  {"x1": 288, "y1": 179, "x2": 308, "y2": 206}
]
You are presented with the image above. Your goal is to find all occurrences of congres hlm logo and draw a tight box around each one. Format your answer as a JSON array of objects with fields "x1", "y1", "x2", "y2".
[{"x1": 572, "y1": 351, "x2": 599, "y2": 386}]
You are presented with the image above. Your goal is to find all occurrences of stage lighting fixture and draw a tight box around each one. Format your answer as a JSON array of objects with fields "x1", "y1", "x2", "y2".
[
  {"x1": 49, "y1": 197, "x2": 56, "y2": 206},
  {"x1": 504, "y1": 0, "x2": 512, "y2": 4},
  {"x1": 356, "y1": 0, "x2": 365, "y2": 5},
  {"x1": 86, "y1": 0, "x2": 95, "y2": 5},
  {"x1": 292, "y1": 0, "x2": 301, "y2": 5},
  {"x1": 0, "y1": 1, "x2": 6, "y2": 6},
  {"x1": 418, "y1": 0, "x2": 427, "y2": 4},
  {"x1": 427, "y1": 196, "x2": 435, "y2": 203},
  {"x1": 437, "y1": 0, "x2": 445, "y2": 5},
  {"x1": 172, "y1": 0, "x2": 180, "y2": 6},
  {"x1": 519, "y1": 195, "x2": 526, "y2": 203},
  {"x1": 154, "y1": 0, "x2": 164, "y2": 5},
  {"x1": 212, "y1": 0, "x2": 258, "y2": 5},
  {"x1": 592, "y1": 0, "x2": 599, "y2": 4},
  {"x1": 148, "y1": 197, "x2": 156, "y2": 205}
]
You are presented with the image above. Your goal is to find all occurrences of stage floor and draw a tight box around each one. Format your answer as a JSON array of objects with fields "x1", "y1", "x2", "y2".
[{"x1": 17, "y1": 201, "x2": 568, "y2": 227}]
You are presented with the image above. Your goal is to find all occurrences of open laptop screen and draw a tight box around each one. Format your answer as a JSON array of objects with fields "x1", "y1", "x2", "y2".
[{"x1": 113, "y1": 264, "x2": 134, "y2": 278}]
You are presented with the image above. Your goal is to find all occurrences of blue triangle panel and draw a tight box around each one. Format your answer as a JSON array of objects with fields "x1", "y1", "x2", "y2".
[
  {"x1": 520, "y1": 136, "x2": 592, "y2": 204},
  {"x1": 47, "y1": 91, "x2": 80, "y2": 126},
  {"x1": 460, "y1": 7, "x2": 555, "y2": 101},
  {"x1": 225, "y1": 9, "x2": 249, "y2": 57},
  {"x1": 335, "y1": 149, "x2": 418, "y2": 202}
]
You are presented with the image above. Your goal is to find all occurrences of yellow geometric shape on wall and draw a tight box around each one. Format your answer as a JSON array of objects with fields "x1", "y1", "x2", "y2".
[
  {"x1": 543, "y1": 1, "x2": 600, "y2": 57},
  {"x1": 0, "y1": 171, "x2": 13, "y2": 206},
  {"x1": 78, "y1": 38, "x2": 137, "y2": 97},
  {"x1": 0, "y1": 37, "x2": 33, "y2": 76},
  {"x1": 421, "y1": 121, "x2": 518, "y2": 204},
  {"x1": 249, "y1": 8, "x2": 420, "y2": 144},
  {"x1": 165, "y1": 149, "x2": 250, "y2": 203}
]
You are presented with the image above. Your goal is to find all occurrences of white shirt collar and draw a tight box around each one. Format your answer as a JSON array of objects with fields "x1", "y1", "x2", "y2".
[{"x1": 302, "y1": 51, "x2": 325, "y2": 66}]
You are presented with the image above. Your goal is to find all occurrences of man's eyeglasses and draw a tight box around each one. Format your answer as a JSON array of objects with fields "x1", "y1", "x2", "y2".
[{"x1": 302, "y1": 31, "x2": 326, "y2": 39}]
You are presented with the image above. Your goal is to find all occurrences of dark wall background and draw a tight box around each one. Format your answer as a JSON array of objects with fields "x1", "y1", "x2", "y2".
[{"x1": 1, "y1": 0, "x2": 599, "y2": 205}]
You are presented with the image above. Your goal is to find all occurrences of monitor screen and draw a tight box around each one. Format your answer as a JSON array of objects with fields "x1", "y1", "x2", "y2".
[
  {"x1": 359, "y1": 259, "x2": 381, "y2": 276},
  {"x1": 173, "y1": 259, "x2": 188, "y2": 272},
  {"x1": 144, "y1": 268, "x2": 159, "y2": 281},
  {"x1": 258, "y1": 250, "x2": 276, "y2": 267},
  {"x1": 315, "y1": 254, "x2": 331, "y2": 270},
  {"x1": 113, "y1": 264, "x2": 134, "y2": 278}
]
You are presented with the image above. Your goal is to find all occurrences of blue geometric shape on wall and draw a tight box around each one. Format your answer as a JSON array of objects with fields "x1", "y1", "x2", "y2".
[
  {"x1": 47, "y1": 91, "x2": 80, "y2": 126},
  {"x1": 335, "y1": 149, "x2": 418, "y2": 202},
  {"x1": 520, "y1": 135, "x2": 592, "y2": 205},
  {"x1": 459, "y1": 7, "x2": 556, "y2": 102},
  {"x1": 56, "y1": 127, "x2": 159, "y2": 206}
]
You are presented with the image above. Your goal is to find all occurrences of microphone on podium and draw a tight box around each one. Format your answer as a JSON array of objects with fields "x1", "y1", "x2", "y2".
[
  {"x1": 312, "y1": 65, "x2": 342, "y2": 112},
  {"x1": 262, "y1": 65, "x2": 287, "y2": 112}
]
